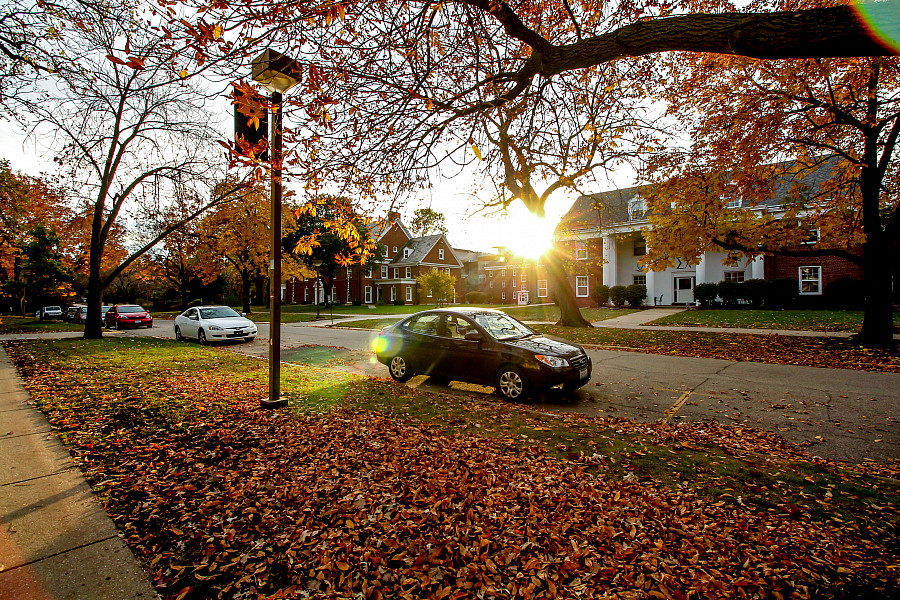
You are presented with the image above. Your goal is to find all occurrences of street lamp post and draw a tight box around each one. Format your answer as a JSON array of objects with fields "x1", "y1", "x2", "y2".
[{"x1": 252, "y1": 49, "x2": 301, "y2": 409}]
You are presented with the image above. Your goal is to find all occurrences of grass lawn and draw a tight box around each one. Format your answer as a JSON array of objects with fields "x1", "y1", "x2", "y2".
[
  {"x1": 6, "y1": 337, "x2": 899, "y2": 600},
  {"x1": 651, "y1": 308, "x2": 900, "y2": 332},
  {"x1": 501, "y1": 305, "x2": 638, "y2": 322},
  {"x1": 0, "y1": 316, "x2": 83, "y2": 334}
]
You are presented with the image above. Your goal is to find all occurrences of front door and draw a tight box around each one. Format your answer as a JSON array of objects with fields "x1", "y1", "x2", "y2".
[{"x1": 674, "y1": 276, "x2": 695, "y2": 304}]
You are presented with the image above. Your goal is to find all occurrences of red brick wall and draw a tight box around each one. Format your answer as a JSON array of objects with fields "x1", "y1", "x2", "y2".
[{"x1": 766, "y1": 248, "x2": 863, "y2": 291}]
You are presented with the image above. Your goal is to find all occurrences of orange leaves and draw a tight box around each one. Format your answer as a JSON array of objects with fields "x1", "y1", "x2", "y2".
[{"x1": 105, "y1": 54, "x2": 145, "y2": 70}]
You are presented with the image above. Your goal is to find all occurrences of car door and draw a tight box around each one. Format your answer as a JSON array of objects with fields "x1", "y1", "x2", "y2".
[
  {"x1": 438, "y1": 315, "x2": 494, "y2": 384},
  {"x1": 181, "y1": 308, "x2": 200, "y2": 338},
  {"x1": 400, "y1": 313, "x2": 444, "y2": 375}
]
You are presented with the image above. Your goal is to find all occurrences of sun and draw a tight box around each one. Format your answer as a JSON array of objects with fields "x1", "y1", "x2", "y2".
[{"x1": 501, "y1": 209, "x2": 555, "y2": 260}]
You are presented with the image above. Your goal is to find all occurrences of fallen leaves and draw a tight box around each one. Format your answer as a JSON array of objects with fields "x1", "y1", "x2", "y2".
[{"x1": 6, "y1": 338, "x2": 900, "y2": 600}]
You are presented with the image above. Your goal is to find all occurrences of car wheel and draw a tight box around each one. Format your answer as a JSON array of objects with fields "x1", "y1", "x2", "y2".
[
  {"x1": 496, "y1": 365, "x2": 529, "y2": 401},
  {"x1": 110, "y1": 320, "x2": 117, "y2": 330},
  {"x1": 174, "y1": 326, "x2": 183, "y2": 341},
  {"x1": 198, "y1": 329, "x2": 208, "y2": 346},
  {"x1": 245, "y1": 337, "x2": 255, "y2": 342},
  {"x1": 389, "y1": 355, "x2": 413, "y2": 382}
]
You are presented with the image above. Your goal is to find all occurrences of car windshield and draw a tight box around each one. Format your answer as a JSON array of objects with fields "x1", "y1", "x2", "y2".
[
  {"x1": 473, "y1": 313, "x2": 534, "y2": 340},
  {"x1": 199, "y1": 306, "x2": 241, "y2": 320},
  {"x1": 118, "y1": 305, "x2": 146, "y2": 313}
]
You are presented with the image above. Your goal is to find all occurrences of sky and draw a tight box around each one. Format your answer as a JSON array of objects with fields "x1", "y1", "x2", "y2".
[{"x1": 1, "y1": 117, "x2": 631, "y2": 255}]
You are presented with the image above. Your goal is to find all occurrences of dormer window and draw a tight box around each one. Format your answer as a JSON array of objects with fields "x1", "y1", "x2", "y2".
[
  {"x1": 724, "y1": 194, "x2": 741, "y2": 209},
  {"x1": 393, "y1": 246, "x2": 398, "y2": 255},
  {"x1": 628, "y1": 196, "x2": 648, "y2": 220},
  {"x1": 439, "y1": 249, "x2": 444, "y2": 260},
  {"x1": 403, "y1": 248, "x2": 411, "y2": 259},
  {"x1": 802, "y1": 228, "x2": 820, "y2": 245}
]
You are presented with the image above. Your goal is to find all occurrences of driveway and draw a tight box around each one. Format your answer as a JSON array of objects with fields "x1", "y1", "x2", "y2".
[{"x1": 122, "y1": 319, "x2": 900, "y2": 465}]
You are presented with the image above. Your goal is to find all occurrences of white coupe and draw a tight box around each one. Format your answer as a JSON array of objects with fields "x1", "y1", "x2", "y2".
[{"x1": 174, "y1": 306, "x2": 257, "y2": 345}]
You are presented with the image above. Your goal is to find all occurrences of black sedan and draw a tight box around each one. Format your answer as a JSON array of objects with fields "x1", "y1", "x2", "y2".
[{"x1": 374, "y1": 307, "x2": 592, "y2": 400}]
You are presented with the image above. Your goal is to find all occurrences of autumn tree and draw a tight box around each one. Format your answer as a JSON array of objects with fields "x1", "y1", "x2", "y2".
[
  {"x1": 7, "y1": 0, "x2": 245, "y2": 337},
  {"x1": 641, "y1": 38, "x2": 900, "y2": 346},
  {"x1": 282, "y1": 196, "x2": 380, "y2": 307},
  {"x1": 409, "y1": 208, "x2": 449, "y2": 237},
  {"x1": 15, "y1": 225, "x2": 74, "y2": 311},
  {"x1": 197, "y1": 180, "x2": 270, "y2": 314},
  {"x1": 417, "y1": 269, "x2": 457, "y2": 306}
]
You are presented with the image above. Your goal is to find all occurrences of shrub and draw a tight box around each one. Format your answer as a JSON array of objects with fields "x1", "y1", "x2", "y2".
[
  {"x1": 740, "y1": 279, "x2": 770, "y2": 309},
  {"x1": 766, "y1": 278, "x2": 799, "y2": 309},
  {"x1": 717, "y1": 280, "x2": 742, "y2": 307},
  {"x1": 609, "y1": 285, "x2": 628, "y2": 307},
  {"x1": 591, "y1": 284, "x2": 610, "y2": 306},
  {"x1": 393, "y1": 298, "x2": 405, "y2": 306},
  {"x1": 694, "y1": 283, "x2": 719, "y2": 308},
  {"x1": 465, "y1": 290, "x2": 487, "y2": 304},
  {"x1": 824, "y1": 277, "x2": 864, "y2": 310},
  {"x1": 352, "y1": 299, "x2": 362, "y2": 306},
  {"x1": 624, "y1": 284, "x2": 647, "y2": 307}
]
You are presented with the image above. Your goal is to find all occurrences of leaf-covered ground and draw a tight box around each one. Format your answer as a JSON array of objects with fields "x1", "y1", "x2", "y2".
[
  {"x1": 0, "y1": 316, "x2": 83, "y2": 334},
  {"x1": 6, "y1": 338, "x2": 899, "y2": 600},
  {"x1": 532, "y1": 326, "x2": 900, "y2": 373}
]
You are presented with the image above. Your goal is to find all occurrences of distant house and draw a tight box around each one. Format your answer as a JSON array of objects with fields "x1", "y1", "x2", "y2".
[
  {"x1": 285, "y1": 212, "x2": 467, "y2": 305},
  {"x1": 554, "y1": 162, "x2": 864, "y2": 307}
]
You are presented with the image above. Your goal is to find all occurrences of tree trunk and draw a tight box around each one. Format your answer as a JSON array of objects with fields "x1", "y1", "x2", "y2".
[
  {"x1": 241, "y1": 271, "x2": 252, "y2": 314},
  {"x1": 544, "y1": 251, "x2": 592, "y2": 327},
  {"x1": 83, "y1": 255, "x2": 104, "y2": 338}
]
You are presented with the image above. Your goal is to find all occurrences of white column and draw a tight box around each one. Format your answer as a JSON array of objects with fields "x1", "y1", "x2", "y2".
[
  {"x1": 645, "y1": 270, "x2": 657, "y2": 306},
  {"x1": 695, "y1": 252, "x2": 708, "y2": 285},
  {"x1": 602, "y1": 235, "x2": 618, "y2": 288},
  {"x1": 751, "y1": 255, "x2": 765, "y2": 280}
]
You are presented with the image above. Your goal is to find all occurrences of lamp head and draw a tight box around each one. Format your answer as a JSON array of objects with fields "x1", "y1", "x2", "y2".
[{"x1": 251, "y1": 49, "x2": 301, "y2": 94}]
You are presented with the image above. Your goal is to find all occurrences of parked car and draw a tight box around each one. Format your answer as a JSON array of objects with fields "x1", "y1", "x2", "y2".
[
  {"x1": 73, "y1": 306, "x2": 89, "y2": 323},
  {"x1": 374, "y1": 307, "x2": 592, "y2": 400},
  {"x1": 65, "y1": 305, "x2": 85, "y2": 322},
  {"x1": 105, "y1": 304, "x2": 153, "y2": 329},
  {"x1": 38, "y1": 306, "x2": 64, "y2": 320},
  {"x1": 173, "y1": 306, "x2": 257, "y2": 345}
]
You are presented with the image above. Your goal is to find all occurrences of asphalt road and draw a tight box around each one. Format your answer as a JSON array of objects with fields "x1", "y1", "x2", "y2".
[{"x1": 135, "y1": 319, "x2": 899, "y2": 466}]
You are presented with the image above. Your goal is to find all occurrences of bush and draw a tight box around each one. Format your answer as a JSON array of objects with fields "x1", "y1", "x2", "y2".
[
  {"x1": 824, "y1": 277, "x2": 864, "y2": 310},
  {"x1": 609, "y1": 285, "x2": 628, "y2": 307},
  {"x1": 352, "y1": 299, "x2": 362, "y2": 306},
  {"x1": 591, "y1": 284, "x2": 610, "y2": 306},
  {"x1": 694, "y1": 283, "x2": 719, "y2": 308},
  {"x1": 465, "y1": 290, "x2": 487, "y2": 304},
  {"x1": 625, "y1": 284, "x2": 647, "y2": 307},
  {"x1": 717, "y1": 280, "x2": 742, "y2": 307},
  {"x1": 740, "y1": 279, "x2": 770, "y2": 309},
  {"x1": 393, "y1": 298, "x2": 405, "y2": 306},
  {"x1": 766, "y1": 278, "x2": 799, "y2": 309}
]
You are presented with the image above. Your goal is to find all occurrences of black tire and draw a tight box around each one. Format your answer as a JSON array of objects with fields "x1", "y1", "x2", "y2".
[
  {"x1": 110, "y1": 320, "x2": 118, "y2": 330},
  {"x1": 198, "y1": 329, "x2": 208, "y2": 345},
  {"x1": 245, "y1": 337, "x2": 255, "y2": 342},
  {"x1": 388, "y1": 355, "x2": 413, "y2": 382},
  {"x1": 496, "y1": 365, "x2": 529, "y2": 401},
  {"x1": 174, "y1": 326, "x2": 183, "y2": 341}
]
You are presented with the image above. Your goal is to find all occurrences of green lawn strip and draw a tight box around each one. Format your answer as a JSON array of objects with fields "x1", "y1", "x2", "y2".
[
  {"x1": 329, "y1": 317, "x2": 402, "y2": 329},
  {"x1": 7, "y1": 337, "x2": 898, "y2": 598},
  {"x1": 650, "y1": 309, "x2": 900, "y2": 332},
  {"x1": 0, "y1": 317, "x2": 84, "y2": 334},
  {"x1": 533, "y1": 324, "x2": 900, "y2": 372},
  {"x1": 501, "y1": 306, "x2": 638, "y2": 322}
]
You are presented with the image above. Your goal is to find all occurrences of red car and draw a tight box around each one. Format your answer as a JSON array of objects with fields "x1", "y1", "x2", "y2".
[{"x1": 105, "y1": 304, "x2": 153, "y2": 329}]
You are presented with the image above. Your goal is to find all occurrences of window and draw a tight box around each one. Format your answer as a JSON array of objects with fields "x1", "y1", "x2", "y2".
[
  {"x1": 538, "y1": 280, "x2": 548, "y2": 298},
  {"x1": 575, "y1": 276, "x2": 589, "y2": 298},
  {"x1": 802, "y1": 228, "x2": 821, "y2": 245},
  {"x1": 489, "y1": 281, "x2": 494, "y2": 289},
  {"x1": 628, "y1": 196, "x2": 647, "y2": 220},
  {"x1": 392, "y1": 246, "x2": 398, "y2": 254},
  {"x1": 574, "y1": 242, "x2": 588, "y2": 260},
  {"x1": 403, "y1": 248, "x2": 411, "y2": 258},
  {"x1": 521, "y1": 273, "x2": 527, "y2": 283},
  {"x1": 304, "y1": 288, "x2": 308, "y2": 302},
  {"x1": 501, "y1": 279, "x2": 506, "y2": 289},
  {"x1": 724, "y1": 194, "x2": 741, "y2": 209},
  {"x1": 489, "y1": 271, "x2": 493, "y2": 278},
  {"x1": 381, "y1": 265, "x2": 388, "y2": 278},
  {"x1": 799, "y1": 266, "x2": 822, "y2": 295},
  {"x1": 391, "y1": 287, "x2": 396, "y2": 301},
  {"x1": 445, "y1": 267, "x2": 451, "y2": 275},
  {"x1": 406, "y1": 286, "x2": 412, "y2": 302},
  {"x1": 724, "y1": 271, "x2": 745, "y2": 283},
  {"x1": 501, "y1": 292, "x2": 506, "y2": 300},
  {"x1": 365, "y1": 268, "x2": 372, "y2": 278},
  {"x1": 634, "y1": 237, "x2": 646, "y2": 256},
  {"x1": 633, "y1": 274, "x2": 646, "y2": 286},
  {"x1": 439, "y1": 249, "x2": 444, "y2": 260},
  {"x1": 364, "y1": 286, "x2": 372, "y2": 304},
  {"x1": 393, "y1": 268, "x2": 400, "y2": 279},
  {"x1": 427, "y1": 287, "x2": 432, "y2": 297},
  {"x1": 405, "y1": 313, "x2": 440, "y2": 335},
  {"x1": 511, "y1": 267, "x2": 517, "y2": 277},
  {"x1": 501, "y1": 269, "x2": 506, "y2": 277},
  {"x1": 346, "y1": 267, "x2": 352, "y2": 278},
  {"x1": 405, "y1": 266, "x2": 411, "y2": 278},
  {"x1": 512, "y1": 279, "x2": 517, "y2": 289},
  {"x1": 332, "y1": 286, "x2": 337, "y2": 302}
]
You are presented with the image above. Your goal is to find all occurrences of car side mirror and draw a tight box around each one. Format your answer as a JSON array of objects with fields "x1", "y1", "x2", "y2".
[
  {"x1": 465, "y1": 330, "x2": 483, "y2": 342},
  {"x1": 241, "y1": 312, "x2": 246, "y2": 317}
]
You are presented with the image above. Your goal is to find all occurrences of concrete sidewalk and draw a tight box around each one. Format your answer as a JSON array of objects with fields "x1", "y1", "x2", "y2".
[{"x1": 0, "y1": 346, "x2": 157, "y2": 600}]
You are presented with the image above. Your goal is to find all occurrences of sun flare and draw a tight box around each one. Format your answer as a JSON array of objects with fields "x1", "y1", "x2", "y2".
[{"x1": 501, "y1": 209, "x2": 555, "y2": 260}]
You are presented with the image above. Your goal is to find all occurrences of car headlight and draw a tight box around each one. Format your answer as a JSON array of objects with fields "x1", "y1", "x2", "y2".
[
  {"x1": 535, "y1": 354, "x2": 568, "y2": 368},
  {"x1": 209, "y1": 325, "x2": 224, "y2": 331}
]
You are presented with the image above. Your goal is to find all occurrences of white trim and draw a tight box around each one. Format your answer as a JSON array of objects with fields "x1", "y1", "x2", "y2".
[
  {"x1": 406, "y1": 286, "x2": 412, "y2": 302},
  {"x1": 575, "y1": 276, "x2": 589, "y2": 297},
  {"x1": 364, "y1": 286, "x2": 372, "y2": 304},
  {"x1": 799, "y1": 266, "x2": 822, "y2": 295},
  {"x1": 538, "y1": 280, "x2": 548, "y2": 298}
]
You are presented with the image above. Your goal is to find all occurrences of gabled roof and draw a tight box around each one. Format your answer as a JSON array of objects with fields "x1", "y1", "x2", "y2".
[
  {"x1": 390, "y1": 233, "x2": 463, "y2": 267},
  {"x1": 558, "y1": 158, "x2": 844, "y2": 233},
  {"x1": 372, "y1": 217, "x2": 413, "y2": 243}
]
